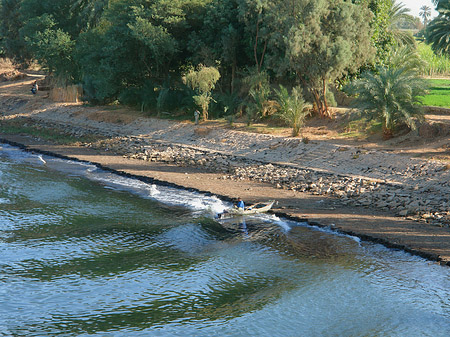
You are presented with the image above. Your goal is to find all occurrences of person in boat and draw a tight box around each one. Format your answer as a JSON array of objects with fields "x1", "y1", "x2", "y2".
[{"x1": 236, "y1": 197, "x2": 245, "y2": 210}]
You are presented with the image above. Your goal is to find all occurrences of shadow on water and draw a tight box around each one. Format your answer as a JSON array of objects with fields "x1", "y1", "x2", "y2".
[
  {"x1": 203, "y1": 215, "x2": 362, "y2": 265},
  {"x1": 15, "y1": 274, "x2": 290, "y2": 336},
  {"x1": 2, "y1": 244, "x2": 202, "y2": 281},
  {"x1": 13, "y1": 222, "x2": 361, "y2": 337}
]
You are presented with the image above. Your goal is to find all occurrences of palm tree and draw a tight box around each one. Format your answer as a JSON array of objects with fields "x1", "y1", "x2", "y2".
[
  {"x1": 420, "y1": 5, "x2": 432, "y2": 26},
  {"x1": 386, "y1": 45, "x2": 426, "y2": 73},
  {"x1": 345, "y1": 66, "x2": 426, "y2": 137},
  {"x1": 387, "y1": 0, "x2": 416, "y2": 46},
  {"x1": 274, "y1": 85, "x2": 310, "y2": 137},
  {"x1": 427, "y1": 1, "x2": 450, "y2": 54}
]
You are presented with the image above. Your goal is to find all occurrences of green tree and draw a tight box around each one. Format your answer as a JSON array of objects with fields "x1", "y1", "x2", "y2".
[
  {"x1": 127, "y1": 11, "x2": 178, "y2": 76},
  {"x1": 274, "y1": 85, "x2": 310, "y2": 137},
  {"x1": 19, "y1": 0, "x2": 82, "y2": 38},
  {"x1": 286, "y1": 0, "x2": 373, "y2": 118},
  {"x1": 71, "y1": 0, "x2": 108, "y2": 30},
  {"x1": 183, "y1": 65, "x2": 220, "y2": 120},
  {"x1": 188, "y1": 0, "x2": 249, "y2": 94},
  {"x1": 360, "y1": 0, "x2": 414, "y2": 66},
  {"x1": 21, "y1": 14, "x2": 78, "y2": 84},
  {"x1": 427, "y1": 0, "x2": 450, "y2": 54},
  {"x1": 16, "y1": 0, "x2": 98, "y2": 81},
  {"x1": 386, "y1": 45, "x2": 426, "y2": 73},
  {"x1": 0, "y1": 0, "x2": 30, "y2": 63},
  {"x1": 75, "y1": 1, "x2": 142, "y2": 103},
  {"x1": 346, "y1": 66, "x2": 426, "y2": 137},
  {"x1": 420, "y1": 5, "x2": 432, "y2": 26},
  {"x1": 237, "y1": 0, "x2": 274, "y2": 73},
  {"x1": 76, "y1": 0, "x2": 210, "y2": 104},
  {"x1": 241, "y1": 67, "x2": 271, "y2": 124},
  {"x1": 386, "y1": 0, "x2": 415, "y2": 46},
  {"x1": 362, "y1": 0, "x2": 396, "y2": 64}
]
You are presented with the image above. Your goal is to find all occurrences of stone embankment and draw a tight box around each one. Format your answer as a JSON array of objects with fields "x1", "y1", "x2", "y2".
[{"x1": 8, "y1": 106, "x2": 450, "y2": 228}]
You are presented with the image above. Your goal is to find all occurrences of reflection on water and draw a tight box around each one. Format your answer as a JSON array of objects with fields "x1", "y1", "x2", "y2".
[{"x1": 1, "y1": 144, "x2": 450, "y2": 336}]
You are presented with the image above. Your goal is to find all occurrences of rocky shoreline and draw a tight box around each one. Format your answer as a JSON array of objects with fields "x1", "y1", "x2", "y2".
[
  {"x1": 74, "y1": 135, "x2": 447, "y2": 230},
  {"x1": 123, "y1": 138, "x2": 450, "y2": 226},
  {"x1": 12, "y1": 109, "x2": 450, "y2": 228},
  {"x1": 1, "y1": 81, "x2": 450, "y2": 264}
]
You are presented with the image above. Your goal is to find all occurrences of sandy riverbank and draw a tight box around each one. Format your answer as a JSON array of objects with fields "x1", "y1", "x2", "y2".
[{"x1": 1, "y1": 75, "x2": 450, "y2": 265}]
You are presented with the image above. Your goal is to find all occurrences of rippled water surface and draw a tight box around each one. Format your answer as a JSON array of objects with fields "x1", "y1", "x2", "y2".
[{"x1": 1, "y1": 144, "x2": 450, "y2": 336}]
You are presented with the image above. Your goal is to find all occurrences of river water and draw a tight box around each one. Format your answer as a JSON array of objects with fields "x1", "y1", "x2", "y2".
[{"x1": 0, "y1": 143, "x2": 449, "y2": 336}]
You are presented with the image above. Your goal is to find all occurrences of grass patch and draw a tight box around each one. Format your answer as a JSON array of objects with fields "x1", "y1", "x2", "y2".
[
  {"x1": 0, "y1": 119, "x2": 102, "y2": 145},
  {"x1": 421, "y1": 79, "x2": 450, "y2": 108},
  {"x1": 340, "y1": 118, "x2": 383, "y2": 138},
  {"x1": 239, "y1": 124, "x2": 288, "y2": 135}
]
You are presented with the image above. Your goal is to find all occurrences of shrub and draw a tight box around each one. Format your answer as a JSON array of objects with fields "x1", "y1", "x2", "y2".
[
  {"x1": 417, "y1": 42, "x2": 450, "y2": 76},
  {"x1": 183, "y1": 65, "x2": 220, "y2": 121},
  {"x1": 345, "y1": 66, "x2": 426, "y2": 137},
  {"x1": 274, "y1": 85, "x2": 310, "y2": 137}
]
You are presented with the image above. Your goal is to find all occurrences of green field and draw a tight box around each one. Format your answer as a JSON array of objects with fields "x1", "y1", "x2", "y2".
[
  {"x1": 417, "y1": 42, "x2": 450, "y2": 77},
  {"x1": 421, "y1": 79, "x2": 450, "y2": 108}
]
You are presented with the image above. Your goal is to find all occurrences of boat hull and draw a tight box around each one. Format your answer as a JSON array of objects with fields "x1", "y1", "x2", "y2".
[{"x1": 217, "y1": 200, "x2": 275, "y2": 219}]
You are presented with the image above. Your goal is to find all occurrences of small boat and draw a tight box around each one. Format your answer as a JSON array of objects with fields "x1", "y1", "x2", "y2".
[{"x1": 217, "y1": 200, "x2": 275, "y2": 219}]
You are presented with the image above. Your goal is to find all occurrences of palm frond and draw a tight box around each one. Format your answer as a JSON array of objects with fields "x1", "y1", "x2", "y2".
[
  {"x1": 345, "y1": 65, "x2": 425, "y2": 133},
  {"x1": 427, "y1": 1, "x2": 450, "y2": 54}
]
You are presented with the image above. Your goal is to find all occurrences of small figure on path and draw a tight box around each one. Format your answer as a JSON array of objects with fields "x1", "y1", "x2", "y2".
[
  {"x1": 194, "y1": 110, "x2": 200, "y2": 125},
  {"x1": 31, "y1": 81, "x2": 38, "y2": 95}
]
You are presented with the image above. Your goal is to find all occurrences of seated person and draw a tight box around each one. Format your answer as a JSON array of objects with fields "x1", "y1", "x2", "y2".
[{"x1": 236, "y1": 197, "x2": 245, "y2": 210}]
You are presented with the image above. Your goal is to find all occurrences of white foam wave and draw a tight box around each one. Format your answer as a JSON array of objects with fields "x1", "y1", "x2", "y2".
[
  {"x1": 37, "y1": 155, "x2": 47, "y2": 165},
  {"x1": 309, "y1": 224, "x2": 362, "y2": 246},
  {"x1": 82, "y1": 169, "x2": 226, "y2": 214}
]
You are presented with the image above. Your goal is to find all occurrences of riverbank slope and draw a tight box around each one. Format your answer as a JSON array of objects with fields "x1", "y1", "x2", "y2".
[{"x1": 1, "y1": 74, "x2": 450, "y2": 265}]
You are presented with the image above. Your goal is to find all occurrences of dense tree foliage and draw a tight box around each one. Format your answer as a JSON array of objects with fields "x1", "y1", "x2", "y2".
[
  {"x1": 0, "y1": 0, "x2": 29, "y2": 62},
  {"x1": 360, "y1": 0, "x2": 415, "y2": 65},
  {"x1": 1, "y1": 0, "x2": 394, "y2": 119},
  {"x1": 427, "y1": 0, "x2": 450, "y2": 55},
  {"x1": 184, "y1": 65, "x2": 220, "y2": 120},
  {"x1": 286, "y1": 0, "x2": 373, "y2": 117}
]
